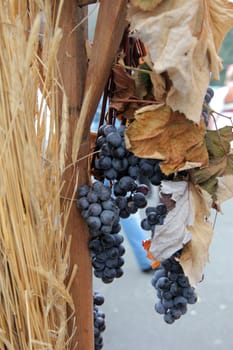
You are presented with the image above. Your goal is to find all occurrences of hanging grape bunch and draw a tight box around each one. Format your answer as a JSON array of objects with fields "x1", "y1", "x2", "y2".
[
  {"x1": 151, "y1": 253, "x2": 197, "y2": 324},
  {"x1": 93, "y1": 292, "x2": 106, "y2": 350}
]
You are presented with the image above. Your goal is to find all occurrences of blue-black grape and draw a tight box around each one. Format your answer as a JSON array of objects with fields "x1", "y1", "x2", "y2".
[
  {"x1": 152, "y1": 253, "x2": 198, "y2": 324},
  {"x1": 93, "y1": 292, "x2": 105, "y2": 350},
  {"x1": 89, "y1": 233, "x2": 125, "y2": 283}
]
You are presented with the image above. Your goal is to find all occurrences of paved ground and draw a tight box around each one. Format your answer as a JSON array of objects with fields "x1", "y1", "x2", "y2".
[{"x1": 94, "y1": 198, "x2": 233, "y2": 350}]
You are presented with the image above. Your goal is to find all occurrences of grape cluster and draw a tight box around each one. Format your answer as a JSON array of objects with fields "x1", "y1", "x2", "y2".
[
  {"x1": 93, "y1": 292, "x2": 106, "y2": 350},
  {"x1": 77, "y1": 181, "x2": 120, "y2": 237},
  {"x1": 202, "y1": 86, "x2": 214, "y2": 126},
  {"x1": 114, "y1": 180, "x2": 149, "y2": 219},
  {"x1": 151, "y1": 255, "x2": 197, "y2": 324},
  {"x1": 89, "y1": 233, "x2": 125, "y2": 283},
  {"x1": 95, "y1": 124, "x2": 168, "y2": 186},
  {"x1": 141, "y1": 203, "x2": 167, "y2": 233}
]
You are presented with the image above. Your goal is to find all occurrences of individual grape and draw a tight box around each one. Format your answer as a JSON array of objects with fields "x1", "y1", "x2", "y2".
[
  {"x1": 155, "y1": 277, "x2": 170, "y2": 290},
  {"x1": 106, "y1": 247, "x2": 119, "y2": 259},
  {"x1": 136, "y1": 184, "x2": 149, "y2": 196},
  {"x1": 151, "y1": 267, "x2": 166, "y2": 287},
  {"x1": 177, "y1": 275, "x2": 189, "y2": 288},
  {"x1": 99, "y1": 156, "x2": 112, "y2": 170},
  {"x1": 102, "y1": 124, "x2": 117, "y2": 136},
  {"x1": 115, "y1": 267, "x2": 124, "y2": 278},
  {"x1": 95, "y1": 251, "x2": 108, "y2": 262},
  {"x1": 118, "y1": 176, "x2": 137, "y2": 192},
  {"x1": 96, "y1": 135, "x2": 106, "y2": 147},
  {"x1": 94, "y1": 292, "x2": 105, "y2": 306},
  {"x1": 111, "y1": 146, "x2": 126, "y2": 159},
  {"x1": 164, "y1": 312, "x2": 175, "y2": 324},
  {"x1": 88, "y1": 203, "x2": 102, "y2": 216},
  {"x1": 162, "y1": 299, "x2": 174, "y2": 309},
  {"x1": 88, "y1": 239, "x2": 102, "y2": 254},
  {"x1": 112, "y1": 158, "x2": 128, "y2": 172},
  {"x1": 126, "y1": 201, "x2": 138, "y2": 214},
  {"x1": 147, "y1": 212, "x2": 160, "y2": 225},
  {"x1": 77, "y1": 197, "x2": 89, "y2": 210},
  {"x1": 77, "y1": 184, "x2": 90, "y2": 197},
  {"x1": 115, "y1": 196, "x2": 128, "y2": 210},
  {"x1": 100, "y1": 210, "x2": 115, "y2": 225},
  {"x1": 128, "y1": 165, "x2": 140, "y2": 179},
  {"x1": 170, "y1": 307, "x2": 182, "y2": 320},
  {"x1": 100, "y1": 225, "x2": 112, "y2": 234},
  {"x1": 86, "y1": 216, "x2": 102, "y2": 230},
  {"x1": 101, "y1": 143, "x2": 112, "y2": 156},
  {"x1": 119, "y1": 208, "x2": 130, "y2": 219},
  {"x1": 162, "y1": 291, "x2": 173, "y2": 300},
  {"x1": 113, "y1": 233, "x2": 124, "y2": 245},
  {"x1": 113, "y1": 182, "x2": 127, "y2": 196},
  {"x1": 187, "y1": 294, "x2": 198, "y2": 304},
  {"x1": 139, "y1": 159, "x2": 154, "y2": 177},
  {"x1": 106, "y1": 132, "x2": 122, "y2": 147},
  {"x1": 155, "y1": 301, "x2": 166, "y2": 315},
  {"x1": 111, "y1": 223, "x2": 121, "y2": 234},
  {"x1": 132, "y1": 192, "x2": 147, "y2": 208},
  {"x1": 141, "y1": 218, "x2": 152, "y2": 231},
  {"x1": 173, "y1": 296, "x2": 187, "y2": 307},
  {"x1": 87, "y1": 191, "x2": 98, "y2": 203}
]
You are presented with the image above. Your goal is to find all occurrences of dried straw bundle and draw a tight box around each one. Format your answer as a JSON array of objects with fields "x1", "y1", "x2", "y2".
[{"x1": 0, "y1": 1, "x2": 74, "y2": 349}]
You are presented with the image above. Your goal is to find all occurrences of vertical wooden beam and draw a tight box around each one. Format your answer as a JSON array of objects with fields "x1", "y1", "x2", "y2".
[{"x1": 55, "y1": 2, "x2": 94, "y2": 350}]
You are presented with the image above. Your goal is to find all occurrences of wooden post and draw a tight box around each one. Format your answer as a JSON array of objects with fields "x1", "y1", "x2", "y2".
[
  {"x1": 55, "y1": 2, "x2": 94, "y2": 350},
  {"x1": 55, "y1": 1, "x2": 128, "y2": 349}
]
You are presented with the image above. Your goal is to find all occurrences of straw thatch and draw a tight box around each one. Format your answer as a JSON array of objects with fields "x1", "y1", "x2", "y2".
[{"x1": 0, "y1": 1, "x2": 75, "y2": 348}]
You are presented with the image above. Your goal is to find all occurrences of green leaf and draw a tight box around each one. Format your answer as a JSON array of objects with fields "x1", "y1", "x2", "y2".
[{"x1": 205, "y1": 126, "x2": 233, "y2": 158}]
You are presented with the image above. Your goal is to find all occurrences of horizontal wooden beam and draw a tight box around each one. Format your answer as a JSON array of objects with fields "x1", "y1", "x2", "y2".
[{"x1": 78, "y1": 0, "x2": 98, "y2": 7}]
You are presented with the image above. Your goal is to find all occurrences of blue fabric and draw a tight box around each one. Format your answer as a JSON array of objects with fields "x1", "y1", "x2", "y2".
[{"x1": 120, "y1": 215, "x2": 151, "y2": 271}]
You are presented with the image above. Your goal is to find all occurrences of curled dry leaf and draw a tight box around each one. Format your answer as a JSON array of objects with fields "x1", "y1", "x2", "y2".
[
  {"x1": 128, "y1": 0, "x2": 233, "y2": 122},
  {"x1": 149, "y1": 180, "x2": 193, "y2": 261},
  {"x1": 125, "y1": 104, "x2": 208, "y2": 175},
  {"x1": 180, "y1": 183, "x2": 213, "y2": 286}
]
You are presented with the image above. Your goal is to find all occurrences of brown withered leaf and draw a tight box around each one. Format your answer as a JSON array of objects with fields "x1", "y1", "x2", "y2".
[
  {"x1": 128, "y1": 1, "x2": 233, "y2": 122},
  {"x1": 110, "y1": 64, "x2": 136, "y2": 112},
  {"x1": 125, "y1": 104, "x2": 209, "y2": 175},
  {"x1": 180, "y1": 184, "x2": 213, "y2": 286},
  {"x1": 130, "y1": 0, "x2": 164, "y2": 11}
]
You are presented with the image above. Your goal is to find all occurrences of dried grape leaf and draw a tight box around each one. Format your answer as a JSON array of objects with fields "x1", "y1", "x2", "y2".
[
  {"x1": 125, "y1": 104, "x2": 208, "y2": 175},
  {"x1": 130, "y1": 0, "x2": 164, "y2": 11},
  {"x1": 180, "y1": 184, "x2": 213, "y2": 286},
  {"x1": 216, "y1": 175, "x2": 233, "y2": 206},
  {"x1": 149, "y1": 180, "x2": 193, "y2": 261},
  {"x1": 190, "y1": 127, "x2": 233, "y2": 204},
  {"x1": 205, "y1": 126, "x2": 233, "y2": 158},
  {"x1": 128, "y1": 1, "x2": 233, "y2": 122},
  {"x1": 110, "y1": 64, "x2": 136, "y2": 112}
]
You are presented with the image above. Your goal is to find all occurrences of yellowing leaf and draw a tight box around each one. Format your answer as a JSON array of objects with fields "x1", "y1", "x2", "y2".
[
  {"x1": 127, "y1": 1, "x2": 233, "y2": 122},
  {"x1": 190, "y1": 127, "x2": 233, "y2": 205},
  {"x1": 130, "y1": 0, "x2": 164, "y2": 11},
  {"x1": 125, "y1": 104, "x2": 208, "y2": 175},
  {"x1": 180, "y1": 184, "x2": 213, "y2": 286}
]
